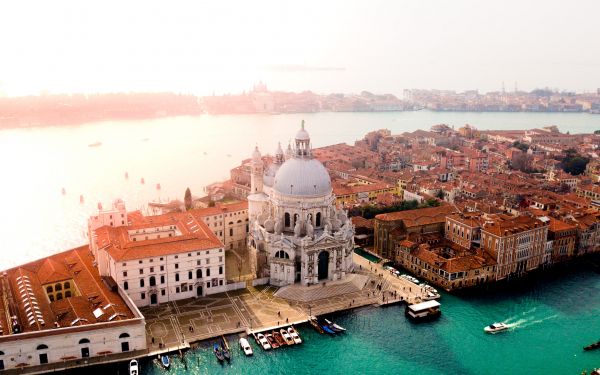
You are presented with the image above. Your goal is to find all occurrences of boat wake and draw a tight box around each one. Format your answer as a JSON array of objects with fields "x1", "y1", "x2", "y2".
[
  {"x1": 504, "y1": 315, "x2": 558, "y2": 330},
  {"x1": 503, "y1": 307, "x2": 537, "y2": 324},
  {"x1": 518, "y1": 314, "x2": 558, "y2": 329}
]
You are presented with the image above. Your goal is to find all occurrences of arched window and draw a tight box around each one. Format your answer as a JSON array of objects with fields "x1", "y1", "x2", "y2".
[
  {"x1": 149, "y1": 276, "x2": 156, "y2": 287},
  {"x1": 284, "y1": 213, "x2": 290, "y2": 227},
  {"x1": 237, "y1": 220, "x2": 242, "y2": 223},
  {"x1": 79, "y1": 338, "x2": 90, "y2": 344},
  {"x1": 140, "y1": 279, "x2": 145, "y2": 288},
  {"x1": 316, "y1": 212, "x2": 322, "y2": 227},
  {"x1": 56, "y1": 292, "x2": 63, "y2": 300},
  {"x1": 275, "y1": 250, "x2": 290, "y2": 259},
  {"x1": 64, "y1": 281, "x2": 70, "y2": 289},
  {"x1": 36, "y1": 344, "x2": 48, "y2": 350},
  {"x1": 229, "y1": 228, "x2": 233, "y2": 236},
  {"x1": 46, "y1": 286, "x2": 53, "y2": 293},
  {"x1": 228, "y1": 221, "x2": 233, "y2": 225},
  {"x1": 65, "y1": 291, "x2": 71, "y2": 298},
  {"x1": 55, "y1": 283, "x2": 62, "y2": 291},
  {"x1": 119, "y1": 333, "x2": 130, "y2": 339},
  {"x1": 196, "y1": 269, "x2": 202, "y2": 278}
]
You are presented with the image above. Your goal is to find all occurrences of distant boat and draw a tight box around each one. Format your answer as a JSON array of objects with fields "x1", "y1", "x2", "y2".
[
  {"x1": 61, "y1": 187, "x2": 66, "y2": 195},
  {"x1": 129, "y1": 359, "x2": 139, "y2": 375},
  {"x1": 584, "y1": 340, "x2": 600, "y2": 351},
  {"x1": 125, "y1": 172, "x2": 129, "y2": 179},
  {"x1": 239, "y1": 337, "x2": 253, "y2": 356},
  {"x1": 309, "y1": 316, "x2": 324, "y2": 334},
  {"x1": 141, "y1": 178, "x2": 145, "y2": 184},
  {"x1": 88, "y1": 141, "x2": 102, "y2": 147},
  {"x1": 324, "y1": 319, "x2": 346, "y2": 332},
  {"x1": 79, "y1": 195, "x2": 84, "y2": 204},
  {"x1": 287, "y1": 326, "x2": 302, "y2": 344},
  {"x1": 484, "y1": 322, "x2": 509, "y2": 334}
]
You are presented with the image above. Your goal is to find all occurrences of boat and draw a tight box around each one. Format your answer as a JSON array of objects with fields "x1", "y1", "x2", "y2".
[
  {"x1": 160, "y1": 355, "x2": 170, "y2": 369},
  {"x1": 88, "y1": 141, "x2": 102, "y2": 147},
  {"x1": 584, "y1": 340, "x2": 600, "y2": 351},
  {"x1": 256, "y1": 333, "x2": 271, "y2": 350},
  {"x1": 141, "y1": 178, "x2": 145, "y2": 184},
  {"x1": 266, "y1": 333, "x2": 279, "y2": 349},
  {"x1": 309, "y1": 317, "x2": 324, "y2": 334},
  {"x1": 287, "y1": 326, "x2": 302, "y2": 344},
  {"x1": 156, "y1": 183, "x2": 161, "y2": 190},
  {"x1": 325, "y1": 319, "x2": 346, "y2": 332},
  {"x1": 79, "y1": 195, "x2": 84, "y2": 203},
  {"x1": 61, "y1": 187, "x2": 66, "y2": 195},
  {"x1": 273, "y1": 330, "x2": 287, "y2": 346},
  {"x1": 422, "y1": 291, "x2": 441, "y2": 301},
  {"x1": 129, "y1": 359, "x2": 139, "y2": 375},
  {"x1": 591, "y1": 368, "x2": 600, "y2": 375},
  {"x1": 280, "y1": 329, "x2": 295, "y2": 345},
  {"x1": 125, "y1": 172, "x2": 129, "y2": 179},
  {"x1": 484, "y1": 322, "x2": 510, "y2": 334},
  {"x1": 406, "y1": 300, "x2": 441, "y2": 321},
  {"x1": 213, "y1": 343, "x2": 225, "y2": 362},
  {"x1": 221, "y1": 337, "x2": 231, "y2": 361},
  {"x1": 239, "y1": 337, "x2": 253, "y2": 356},
  {"x1": 318, "y1": 320, "x2": 337, "y2": 335}
]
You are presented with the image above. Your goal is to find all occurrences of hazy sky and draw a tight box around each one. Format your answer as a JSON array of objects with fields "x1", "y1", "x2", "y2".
[{"x1": 1, "y1": 0, "x2": 599, "y2": 96}]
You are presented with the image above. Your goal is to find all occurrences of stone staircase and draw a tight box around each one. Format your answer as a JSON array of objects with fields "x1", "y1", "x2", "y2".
[{"x1": 274, "y1": 274, "x2": 369, "y2": 302}]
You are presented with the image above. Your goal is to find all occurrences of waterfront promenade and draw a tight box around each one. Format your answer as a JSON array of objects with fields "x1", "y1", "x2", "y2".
[{"x1": 141, "y1": 253, "x2": 430, "y2": 355}]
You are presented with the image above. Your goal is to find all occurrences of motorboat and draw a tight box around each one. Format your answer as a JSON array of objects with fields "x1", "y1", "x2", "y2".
[
  {"x1": 280, "y1": 329, "x2": 295, "y2": 345},
  {"x1": 287, "y1": 326, "x2": 302, "y2": 344},
  {"x1": 213, "y1": 343, "x2": 225, "y2": 362},
  {"x1": 256, "y1": 333, "x2": 271, "y2": 350},
  {"x1": 129, "y1": 359, "x2": 139, "y2": 375},
  {"x1": 317, "y1": 319, "x2": 336, "y2": 335},
  {"x1": 266, "y1": 333, "x2": 279, "y2": 349},
  {"x1": 273, "y1": 330, "x2": 287, "y2": 346},
  {"x1": 484, "y1": 322, "x2": 510, "y2": 334},
  {"x1": 584, "y1": 340, "x2": 600, "y2": 351},
  {"x1": 325, "y1": 319, "x2": 346, "y2": 332},
  {"x1": 309, "y1": 317, "x2": 324, "y2": 334},
  {"x1": 160, "y1": 355, "x2": 170, "y2": 369},
  {"x1": 239, "y1": 337, "x2": 253, "y2": 356}
]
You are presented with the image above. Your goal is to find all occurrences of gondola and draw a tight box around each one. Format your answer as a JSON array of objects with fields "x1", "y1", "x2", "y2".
[
  {"x1": 309, "y1": 317, "x2": 324, "y2": 334},
  {"x1": 584, "y1": 340, "x2": 600, "y2": 351},
  {"x1": 221, "y1": 337, "x2": 231, "y2": 361},
  {"x1": 213, "y1": 343, "x2": 225, "y2": 362}
]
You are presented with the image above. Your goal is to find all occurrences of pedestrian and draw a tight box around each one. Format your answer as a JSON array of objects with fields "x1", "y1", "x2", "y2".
[
  {"x1": 278, "y1": 311, "x2": 281, "y2": 317},
  {"x1": 152, "y1": 336, "x2": 155, "y2": 344},
  {"x1": 286, "y1": 318, "x2": 289, "y2": 323},
  {"x1": 277, "y1": 321, "x2": 279, "y2": 326}
]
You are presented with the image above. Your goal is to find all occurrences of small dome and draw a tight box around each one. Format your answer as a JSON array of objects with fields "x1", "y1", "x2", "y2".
[{"x1": 273, "y1": 158, "x2": 332, "y2": 196}]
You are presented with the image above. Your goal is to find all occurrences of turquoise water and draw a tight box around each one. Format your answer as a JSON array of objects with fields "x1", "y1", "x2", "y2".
[
  {"x1": 354, "y1": 248, "x2": 381, "y2": 263},
  {"x1": 139, "y1": 264, "x2": 600, "y2": 375}
]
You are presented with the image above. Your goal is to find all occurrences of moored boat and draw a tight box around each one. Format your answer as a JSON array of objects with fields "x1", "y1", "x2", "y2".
[
  {"x1": 406, "y1": 300, "x2": 441, "y2": 321},
  {"x1": 318, "y1": 320, "x2": 336, "y2": 335},
  {"x1": 129, "y1": 359, "x2": 139, "y2": 375},
  {"x1": 239, "y1": 337, "x2": 253, "y2": 356},
  {"x1": 273, "y1": 330, "x2": 287, "y2": 346},
  {"x1": 281, "y1": 329, "x2": 295, "y2": 345},
  {"x1": 221, "y1": 336, "x2": 231, "y2": 361},
  {"x1": 213, "y1": 343, "x2": 225, "y2": 362},
  {"x1": 484, "y1": 322, "x2": 510, "y2": 334},
  {"x1": 160, "y1": 355, "x2": 170, "y2": 369},
  {"x1": 256, "y1": 333, "x2": 271, "y2": 350},
  {"x1": 325, "y1": 319, "x2": 346, "y2": 332},
  {"x1": 288, "y1": 326, "x2": 302, "y2": 344},
  {"x1": 309, "y1": 317, "x2": 324, "y2": 334},
  {"x1": 266, "y1": 333, "x2": 279, "y2": 349}
]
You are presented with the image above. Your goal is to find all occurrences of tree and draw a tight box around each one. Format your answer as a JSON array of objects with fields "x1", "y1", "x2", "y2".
[
  {"x1": 436, "y1": 190, "x2": 445, "y2": 200},
  {"x1": 560, "y1": 150, "x2": 589, "y2": 176},
  {"x1": 512, "y1": 141, "x2": 529, "y2": 153},
  {"x1": 511, "y1": 153, "x2": 533, "y2": 172},
  {"x1": 594, "y1": 130, "x2": 600, "y2": 135},
  {"x1": 184, "y1": 187, "x2": 192, "y2": 210}
]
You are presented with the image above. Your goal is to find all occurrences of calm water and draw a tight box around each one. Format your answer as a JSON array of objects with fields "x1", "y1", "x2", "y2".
[
  {"x1": 138, "y1": 265, "x2": 600, "y2": 375},
  {"x1": 2, "y1": 110, "x2": 600, "y2": 270}
]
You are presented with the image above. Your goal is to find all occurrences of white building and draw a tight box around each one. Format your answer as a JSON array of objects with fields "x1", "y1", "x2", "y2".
[
  {"x1": 93, "y1": 210, "x2": 227, "y2": 307},
  {"x1": 247, "y1": 121, "x2": 355, "y2": 286}
]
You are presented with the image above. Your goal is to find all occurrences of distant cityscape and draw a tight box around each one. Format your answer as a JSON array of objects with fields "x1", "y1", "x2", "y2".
[{"x1": 2, "y1": 84, "x2": 600, "y2": 128}]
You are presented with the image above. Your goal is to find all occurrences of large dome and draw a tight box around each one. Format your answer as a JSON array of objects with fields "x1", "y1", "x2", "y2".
[{"x1": 273, "y1": 158, "x2": 332, "y2": 196}]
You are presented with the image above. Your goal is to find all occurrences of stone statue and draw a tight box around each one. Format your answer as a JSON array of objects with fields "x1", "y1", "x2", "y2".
[
  {"x1": 308, "y1": 262, "x2": 313, "y2": 276},
  {"x1": 274, "y1": 219, "x2": 282, "y2": 235},
  {"x1": 332, "y1": 218, "x2": 342, "y2": 231},
  {"x1": 294, "y1": 220, "x2": 302, "y2": 237},
  {"x1": 324, "y1": 223, "x2": 331, "y2": 235},
  {"x1": 305, "y1": 220, "x2": 314, "y2": 238}
]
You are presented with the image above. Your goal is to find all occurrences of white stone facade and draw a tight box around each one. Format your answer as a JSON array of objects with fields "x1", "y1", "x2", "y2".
[{"x1": 248, "y1": 122, "x2": 354, "y2": 287}]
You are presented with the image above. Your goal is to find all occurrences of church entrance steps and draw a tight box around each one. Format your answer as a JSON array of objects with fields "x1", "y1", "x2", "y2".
[{"x1": 273, "y1": 274, "x2": 369, "y2": 302}]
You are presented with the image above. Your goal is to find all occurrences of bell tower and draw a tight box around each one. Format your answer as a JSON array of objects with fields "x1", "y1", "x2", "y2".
[{"x1": 250, "y1": 146, "x2": 264, "y2": 194}]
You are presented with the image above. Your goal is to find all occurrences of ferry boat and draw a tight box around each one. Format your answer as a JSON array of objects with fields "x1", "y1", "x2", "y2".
[
  {"x1": 239, "y1": 337, "x2": 253, "y2": 356},
  {"x1": 484, "y1": 322, "x2": 510, "y2": 334},
  {"x1": 406, "y1": 300, "x2": 441, "y2": 321},
  {"x1": 129, "y1": 359, "x2": 139, "y2": 375},
  {"x1": 287, "y1": 326, "x2": 302, "y2": 344}
]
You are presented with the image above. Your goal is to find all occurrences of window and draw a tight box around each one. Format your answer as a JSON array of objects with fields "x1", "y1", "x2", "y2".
[
  {"x1": 207, "y1": 269, "x2": 211, "y2": 277},
  {"x1": 55, "y1": 283, "x2": 62, "y2": 291},
  {"x1": 285, "y1": 212, "x2": 290, "y2": 227},
  {"x1": 219, "y1": 280, "x2": 223, "y2": 286},
  {"x1": 119, "y1": 333, "x2": 130, "y2": 339},
  {"x1": 197, "y1": 260, "x2": 201, "y2": 265},
  {"x1": 188, "y1": 271, "x2": 192, "y2": 280},
  {"x1": 175, "y1": 273, "x2": 179, "y2": 282},
  {"x1": 140, "y1": 279, "x2": 145, "y2": 287},
  {"x1": 175, "y1": 255, "x2": 178, "y2": 259},
  {"x1": 49, "y1": 295, "x2": 54, "y2": 302},
  {"x1": 206, "y1": 258, "x2": 210, "y2": 264},
  {"x1": 141, "y1": 293, "x2": 145, "y2": 299},
  {"x1": 46, "y1": 286, "x2": 53, "y2": 293},
  {"x1": 64, "y1": 281, "x2": 70, "y2": 289},
  {"x1": 160, "y1": 257, "x2": 164, "y2": 261},
  {"x1": 139, "y1": 260, "x2": 143, "y2": 264},
  {"x1": 206, "y1": 282, "x2": 210, "y2": 288},
  {"x1": 139, "y1": 269, "x2": 144, "y2": 275},
  {"x1": 161, "y1": 289, "x2": 166, "y2": 296},
  {"x1": 219, "y1": 249, "x2": 223, "y2": 252},
  {"x1": 188, "y1": 253, "x2": 191, "y2": 257},
  {"x1": 160, "y1": 265, "x2": 164, "y2": 271},
  {"x1": 149, "y1": 276, "x2": 156, "y2": 287},
  {"x1": 124, "y1": 281, "x2": 129, "y2": 290},
  {"x1": 176, "y1": 287, "x2": 180, "y2": 293},
  {"x1": 123, "y1": 271, "x2": 128, "y2": 277},
  {"x1": 150, "y1": 267, "x2": 154, "y2": 273},
  {"x1": 175, "y1": 263, "x2": 179, "y2": 269},
  {"x1": 219, "y1": 256, "x2": 223, "y2": 262},
  {"x1": 36, "y1": 344, "x2": 48, "y2": 350},
  {"x1": 196, "y1": 269, "x2": 202, "y2": 278},
  {"x1": 79, "y1": 338, "x2": 90, "y2": 344},
  {"x1": 229, "y1": 228, "x2": 233, "y2": 236},
  {"x1": 316, "y1": 212, "x2": 322, "y2": 227},
  {"x1": 65, "y1": 291, "x2": 71, "y2": 298},
  {"x1": 56, "y1": 292, "x2": 63, "y2": 300},
  {"x1": 219, "y1": 266, "x2": 223, "y2": 275}
]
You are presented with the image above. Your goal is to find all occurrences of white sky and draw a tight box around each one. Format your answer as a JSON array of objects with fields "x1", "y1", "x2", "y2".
[{"x1": 1, "y1": 0, "x2": 599, "y2": 96}]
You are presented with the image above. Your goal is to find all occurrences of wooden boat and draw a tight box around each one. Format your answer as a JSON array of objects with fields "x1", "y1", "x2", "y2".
[
  {"x1": 280, "y1": 329, "x2": 295, "y2": 345},
  {"x1": 309, "y1": 317, "x2": 324, "y2": 334},
  {"x1": 325, "y1": 319, "x2": 346, "y2": 332},
  {"x1": 273, "y1": 331, "x2": 287, "y2": 346},
  {"x1": 221, "y1": 337, "x2": 231, "y2": 361},
  {"x1": 266, "y1": 333, "x2": 279, "y2": 349},
  {"x1": 213, "y1": 343, "x2": 225, "y2": 362},
  {"x1": 160, "y1": 355, "x2": 170, "y2": 369},
  {"x1": 584, "y1": 340, "x2": 600, "y2": 351},
  {"x1": 287, "y1": 326, "x2": 302, "y2": 344}
]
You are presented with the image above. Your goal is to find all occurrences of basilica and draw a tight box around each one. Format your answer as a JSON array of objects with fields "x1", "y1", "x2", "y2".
[{"x1": 247, "y1": 121, "x2": 355, "y2": 286}]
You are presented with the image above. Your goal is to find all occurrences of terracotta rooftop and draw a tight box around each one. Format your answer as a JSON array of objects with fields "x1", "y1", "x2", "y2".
[
  {"x1": 375, "y1": 205, "x2": 457, "y2": 226},
  {"x1": 0, "y1": 246, "x2": 135, "y2": 335}
]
